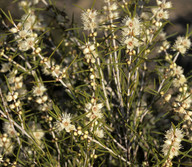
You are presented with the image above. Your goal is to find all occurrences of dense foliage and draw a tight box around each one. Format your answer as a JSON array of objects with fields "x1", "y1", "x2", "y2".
[{"x1": 0, "y1": 0, "x2": 192, "y2": 166}]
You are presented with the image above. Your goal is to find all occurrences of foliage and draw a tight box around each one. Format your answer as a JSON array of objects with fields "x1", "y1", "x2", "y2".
[{"x1": 0, "y1": 0, "x2": 192, "y2": 166}]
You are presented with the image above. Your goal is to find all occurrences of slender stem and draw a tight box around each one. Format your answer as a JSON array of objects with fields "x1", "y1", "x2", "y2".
[
  {"x1": 1, "y1": 53, "x2": 28, "y2": 73},
  {"x1": 91, "y1": 31, "x2": 111, "y2": 111},
  {"x1": 104, "y1": 31, "x2": 119, "y2": 96},
  {"x1": 97, "y1": 58, "x2": 111, "y2": 110},
  {"x1": 32, "y1": 47, "x2": 76, "y2": 100},
  {"x1": 41, "y1": 0, "x2": 48, "y2": 6},
  {"x1": 112, "y1": 137, "x2": 127, "y2": 152},
  {"x1": 106, "y1": 1, "x2": 124, "y2": 111},
  {"x1": 47, "y1": 116, "x2": 61, "y2": 167},
  {"x1": 0, "y1": 108, "x2": 44, "y2": 153},
  {"x1": 139, "y1": 52, "x2": 180, "y2": 123},
  {"x1": 88, "y1": 136, "x2": 130, "y2": 165}
]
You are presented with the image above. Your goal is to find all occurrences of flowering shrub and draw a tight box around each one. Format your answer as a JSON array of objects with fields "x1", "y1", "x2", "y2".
[{"x1": 0, "y1": 0, "x2": 192, "y2": 166}]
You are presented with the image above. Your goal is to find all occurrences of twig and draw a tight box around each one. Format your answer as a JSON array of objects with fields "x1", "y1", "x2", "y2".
[
  {"x1": 91, "y1": 32, "x2": 111, "y2": 111},
  {"x1": 139, "y1": 52, "x2": 180, "y2": 123},
  {"x1": 47, "y1": 115, "x2": 61, "y2": 167},
  {"x1": 106, "y1": 1, "x2": 124, "y2": 111},
  {"x1": 88, "y1": 136, "x2": 130, "y2": 165},
  {"x1": 32, "y1": 47, "x2": 76, "y2": 100},
  {"x1": 41, "y1": 0, "x2": 48, "y2": 6},
  {"x1": 0, "y1": 108, "x2": 44, "y2": 153},
  {"x1": 1, "y1": 52, "x2": 28, "y2": 73},
  {"x1": 97, "y1": 58, "x2": 111, "y2": 111}
]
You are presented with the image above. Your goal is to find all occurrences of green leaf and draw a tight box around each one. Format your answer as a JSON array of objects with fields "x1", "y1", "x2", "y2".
[{"x1": 0, "y1": 9, "x2": 14, "y2": 25}]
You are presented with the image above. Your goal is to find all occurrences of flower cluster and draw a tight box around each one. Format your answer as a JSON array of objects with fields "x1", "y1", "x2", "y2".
[
  {"x1": 84, "y1": 100, "x2": 105, "y2": 138},
  {"x1": 0, "y1": 134, "x2": 14, "y2": 155},
  {"x1": 81, "y1": 9, "x2": 98, "y2": 32},
  {"x1": 31, "y1": 82, "x2": 53, "y2": 112},
  {"x1": 121, "y1": 17, "x2": 142, "y2": 51},
  {"x1": 41, "y1": 59, "x2": 68, "y2": 80},
  {"x1": 173, "y1": 36, "x2": 191, "y2": 54},
  {"x1": 171, "y1": 64, "x2": 187, "y2": 88},
  {"x1": 30, "y1": 123, "x2": 45, "y2": 146},
  {"x1": 10, "y1": 14, "x2": 39, "y2": 51},
  {"x1": 81, "y1": 42, "x2": 98, "y2": 63},
  {"x1": 1, "y1": 69, "x2": 27, "y2": 111},
  {"x1": 102, "y1": 0, "x2": 119, "y2": 22},
  {"x1": 85, "y1": 102, "x2": 104, "y2": 121},
  {"x1": 152, "y1": 0, "x2": 172, "y2": 21},
  {"x1": 162, "y1": 127, "x2": 184, "y2": 166}
]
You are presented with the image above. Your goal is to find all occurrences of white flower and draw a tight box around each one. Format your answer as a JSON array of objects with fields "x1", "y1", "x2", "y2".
[
  {"x1": 175, "y1": 93, "x2": 191, "y2": 109},
  {"x1": 122, "y1": 17, "x2": 141, "y2": 36},
  {"x1": 22, "y1": 14, "x2": 36, "y2": 26},
  {"x1": 81, "y1": 43, "x2": 98, "y2": 63},
  {"x1": 26, "y1": 37, "x2": 36, "y2": 48},
  {"x1": 122, "y1": 37, "x2": 140, "y2": 51},
  {"x1": 29, "y1": 123, "x2": 45, "y2": 147},
  {"x1": 157, "y1": 0, "x2": 172, "y2": 9},
  {"x1": 61, "y1": 67, "x2": 68, "y2": 78},
  {"x1": 18, "y1": 30, "x2": 30, "y2": 39},
  {"x1": 19, "y1": 1, "x2": 28, "y2": 8},
  {"x1": 108, "y1": 11, "x2": 119, "y2": 20},
  {"x1": 173, "y1": 36, "x2": 191, "y2": 54},
  {"x1": 32, "y1": 129, "x2": 44, "y2": 140},
  {"x1": 81, "y1": 9, "x2": 98, "y2": 31},
  {"x1": 172, "y1": 74, "x2": 186, "y2": 88},
  {"x1": 32, "y1": 84, "x2": 47, "y2": 96},
  {"x1": 3, "y1": 122, "x2": 17, "y2": 137},
  {"x1": 18, "y1": 40, "x2": 30, "y2": 51},
  {"x1": 85, "y1": 103, "x2": 104, "y2": 121},
  {"x1": 110, "y1": 3, "x2": 118, "y2": 11},
  {"x1": 94, "y1": 128, "x2": 104, "y2": 138},
  {"x1": 172, "y1": 65, "x2": 183, "y2": 77},
  {"x1": 181, "y1": 38, "x2": 191, "y2": 48},
  {"x1": 162, "y1": 127, "x2": 184, "y2": 159},
  {"x1": 6, "y1": 92, "x2": 19, "y2": 102},
  {"x1": 0, "y1": 134, "x2": 14, "y2": 154},
  {"x1": 54, "y1": 113, "x2": 76, "y2": 132},
  {"x1": 152, "y1": 8, "x2": 169, "y2": 20},
  {"x1": 10, "y1": 27, "x2": 18, "y2": 33},
  {"x1": 0, "y1": 63, "x2": 11, "y2": 73},
  {"x1": 84, "y1": 51, "x2": 98, "y2": 64},
  {"x1": 15, "y1": 82, "x2": 23, "y2": 90},
  {"x1": 6, "y1": 92, "x2": 13, "y2": 102},
  {"x1": 123, "y1": 17, "x2": 140, "y2": 30}
]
